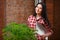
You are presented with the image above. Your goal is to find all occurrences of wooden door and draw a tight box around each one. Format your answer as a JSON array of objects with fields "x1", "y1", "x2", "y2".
[
  {"x1": 46, "y1": 0, "x2": 60, "y2": 40},
  {"x1": 52, "y1": 0, "x2": 60, "y2": 40}
]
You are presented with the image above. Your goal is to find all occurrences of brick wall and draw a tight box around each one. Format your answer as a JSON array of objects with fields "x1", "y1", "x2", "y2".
[
  {"x1": 0, "y1": 0, "x2": 5, "y2": 40},
  {"x1": 6, "y1": 0, "x2": 35, "y2": 24}
]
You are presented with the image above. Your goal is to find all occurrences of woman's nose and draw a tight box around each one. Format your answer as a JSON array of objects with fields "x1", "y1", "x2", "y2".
[{"x1": 37, "y1": 9, "x2": 39, "y2": 11}]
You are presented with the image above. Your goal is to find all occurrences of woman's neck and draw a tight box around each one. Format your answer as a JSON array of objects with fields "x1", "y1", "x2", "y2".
[
  {"x1": 36, "y1": 14, "x2": 42, "y2": 20},
  {"x1": 36, "y1": 14, "x2": 41, "y2": 17}
]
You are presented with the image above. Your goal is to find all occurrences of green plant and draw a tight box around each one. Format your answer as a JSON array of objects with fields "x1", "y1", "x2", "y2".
[{"x1": 2, "y1": 22, "x2": 37, "y2": 40}]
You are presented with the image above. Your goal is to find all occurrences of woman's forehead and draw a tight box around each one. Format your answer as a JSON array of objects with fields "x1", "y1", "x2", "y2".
[{"x1": 37, "y1": 4, "x2": 42, "y2": 8}]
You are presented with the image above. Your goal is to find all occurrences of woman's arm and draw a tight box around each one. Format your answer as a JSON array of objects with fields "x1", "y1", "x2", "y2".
[
  {"x1": 37, "y1": 18, "x2": 53, "y2": 37},
  {"x1": 27, "y1": 15, "x2": 36, "y2": 29},
  {"x1": 43, "y1": 19, "x2": 53, "y2": 37}
]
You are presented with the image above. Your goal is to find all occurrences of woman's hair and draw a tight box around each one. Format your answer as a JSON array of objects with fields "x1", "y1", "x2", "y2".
[{"x1": 33, "y1": 2, "x2": 51, "y2": 27}]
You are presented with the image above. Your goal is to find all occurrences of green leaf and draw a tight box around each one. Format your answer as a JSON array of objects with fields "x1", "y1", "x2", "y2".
[{"x1": 2, "y1": 22, "x2": 37, "y2": 40}]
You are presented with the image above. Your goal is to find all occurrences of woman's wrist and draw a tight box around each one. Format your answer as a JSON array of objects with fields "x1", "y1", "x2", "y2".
[{"x1": 42, "y1": 32, "x2": 52, "y2": 37}]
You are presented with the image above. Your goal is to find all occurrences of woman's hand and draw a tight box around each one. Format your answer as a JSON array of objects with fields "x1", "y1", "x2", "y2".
[{"x1": 41, "y1": 32, "x2": 52, "y2": 38}]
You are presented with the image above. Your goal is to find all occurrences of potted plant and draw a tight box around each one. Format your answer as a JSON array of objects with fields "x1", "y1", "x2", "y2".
[{"x1": 2, "y1": 22, "x2": 37, "y2": 40}]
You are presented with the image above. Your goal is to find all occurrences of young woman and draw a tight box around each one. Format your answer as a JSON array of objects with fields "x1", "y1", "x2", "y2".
[{"x1": 27, "y1": 3, "x2": 53, "y2": 40}]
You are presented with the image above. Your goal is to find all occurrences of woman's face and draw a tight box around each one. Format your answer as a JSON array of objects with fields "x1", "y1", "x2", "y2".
[{"x1": 35, "y1": 4, "x2": 42, "y2": 15}]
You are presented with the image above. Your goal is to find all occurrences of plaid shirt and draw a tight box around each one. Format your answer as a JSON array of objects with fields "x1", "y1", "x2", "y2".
[{"x1": 27, "y1": 15, "x2": 52, "y2": 40}]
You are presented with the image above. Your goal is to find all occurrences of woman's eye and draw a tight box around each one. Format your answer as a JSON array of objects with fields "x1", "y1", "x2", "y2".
[{"x1": 39, "y1": 8, "x2": 42, "y2": 9}]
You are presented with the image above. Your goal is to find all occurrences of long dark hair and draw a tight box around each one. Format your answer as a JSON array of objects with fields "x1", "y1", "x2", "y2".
[{"x1": 33, "y1": 3, "x2": 51, "y2": 27}]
